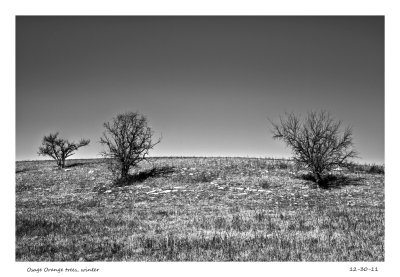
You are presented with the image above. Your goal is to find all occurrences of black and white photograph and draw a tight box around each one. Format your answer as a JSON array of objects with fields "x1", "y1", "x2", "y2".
[
  {"x1": 14, "y1": 15, "x2": 385, "y2": 263},
  {"x1": 5, "y1": 0, "x2": 400, "y2": 273}
]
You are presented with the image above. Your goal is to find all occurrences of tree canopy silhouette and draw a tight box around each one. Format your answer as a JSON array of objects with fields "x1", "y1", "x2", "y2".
[
  {"x1": 270, "y1": 110, "x2": 357, "y2": 185},
  {"x1": 100, "y1": 112, "x2": 161, "y2": 181},
  {"x1": 38, "y1": 132, "x2": 90, "y2": 168}
]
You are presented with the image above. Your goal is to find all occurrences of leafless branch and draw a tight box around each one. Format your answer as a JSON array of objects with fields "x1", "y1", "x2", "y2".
[
  {"x1": 99, "y1": 112, "x2": 161, "y2": 181},
  {"x1": 270, "y1": 110, "x2": 358, "y2": 185},
  {"x1": 38, "y1": 133, "x2": 90, "y2": 168}
]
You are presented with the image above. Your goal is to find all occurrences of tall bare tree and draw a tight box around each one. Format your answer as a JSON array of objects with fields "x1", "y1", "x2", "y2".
[
  {"x1": 38, "y1": 132, "x2": 90, "y2": 168},
  {"x1": 100, "y1": 112, "x2": 161, "y2": 181},
  {"x1": 270, "y1": 110, "x2": 357, "y2": 184}
]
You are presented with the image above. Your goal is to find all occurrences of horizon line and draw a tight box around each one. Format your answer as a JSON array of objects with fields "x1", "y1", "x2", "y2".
[{"x1": 15, "y1": 156, "x2": 384, "y2": 165}]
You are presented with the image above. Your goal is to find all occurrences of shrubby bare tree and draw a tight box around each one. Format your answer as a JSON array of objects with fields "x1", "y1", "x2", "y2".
[
  {"x1": 270, "y1": 110, "x2": 357, "y2": 185},
  {"x1": 100, "y1": 112, "x2": 161, "y2": 182},
  {"x1": 38, "y1": 132, "x2": 90, "y2": 168}
]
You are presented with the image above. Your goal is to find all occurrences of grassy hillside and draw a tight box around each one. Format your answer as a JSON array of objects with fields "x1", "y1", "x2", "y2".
[{"x1": 15, "y1": 157, "x2": 384, "y2": 261}]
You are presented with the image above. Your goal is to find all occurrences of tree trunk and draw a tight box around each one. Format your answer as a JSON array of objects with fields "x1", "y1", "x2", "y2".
[
  {"x1": 314, "y1": 172, "x2": 323, "y2": 186},
  {"x1": 121, "y1": 165, "x2": 130, "y2": 180}
]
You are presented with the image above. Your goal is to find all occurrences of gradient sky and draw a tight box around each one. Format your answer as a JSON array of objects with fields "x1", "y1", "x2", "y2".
[{"x1": 16, "y1": 16, "x2": 384, "y2": 164}]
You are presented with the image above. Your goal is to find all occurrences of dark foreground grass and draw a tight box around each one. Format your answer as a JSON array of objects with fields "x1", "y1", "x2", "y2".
[{"x1": 15, "y1": 157, "x2": 384, "y2": 261}]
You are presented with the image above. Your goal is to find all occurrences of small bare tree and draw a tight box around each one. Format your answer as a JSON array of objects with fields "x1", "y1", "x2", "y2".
[
  {"x1": 270, "y1": 110, "x2": 357, "y2": 185},
  {"x1": 100, "y1": 112, "x2": 161, "y2": 181},
  {"x1": 38, "y1": 132, "x2": 90, "y2": 168}
]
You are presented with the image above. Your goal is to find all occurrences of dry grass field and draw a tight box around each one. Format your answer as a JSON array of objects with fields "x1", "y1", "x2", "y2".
[{"x1": 15, "y1": 157, "x2": 384, "y2": 261}]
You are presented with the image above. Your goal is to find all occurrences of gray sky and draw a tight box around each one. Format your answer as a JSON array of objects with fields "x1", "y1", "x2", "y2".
[{"x1": 16, "y1": 16, "x2": 384, "y2": 164}]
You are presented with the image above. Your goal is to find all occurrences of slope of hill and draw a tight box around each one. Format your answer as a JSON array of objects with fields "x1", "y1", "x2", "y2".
[{"x1": 15, "y1": 157, "x2": 384, "y2": 261}]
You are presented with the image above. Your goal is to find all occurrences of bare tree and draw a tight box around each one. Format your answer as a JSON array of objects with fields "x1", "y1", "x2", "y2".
[
  {"x1": 270, "y1": 110, "x2": 357, "y2": 185},
  {"x1": 99, "y1": 112, "x2": 161, "y2": 181},
  {"x1": 38, "y1": 132, "x2": 90, "y2": 168}
]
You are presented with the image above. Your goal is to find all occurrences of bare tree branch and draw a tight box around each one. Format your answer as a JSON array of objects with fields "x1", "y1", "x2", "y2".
[
  {"x1": 38, "y1": 133, "x2": 90, "y2": 168},
  {"x1": 270, "y1": 110, "x2": 358, "y2": 185},
  {"x1": 99, "y1": 112, "x2": 161, "y2": 182}
]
